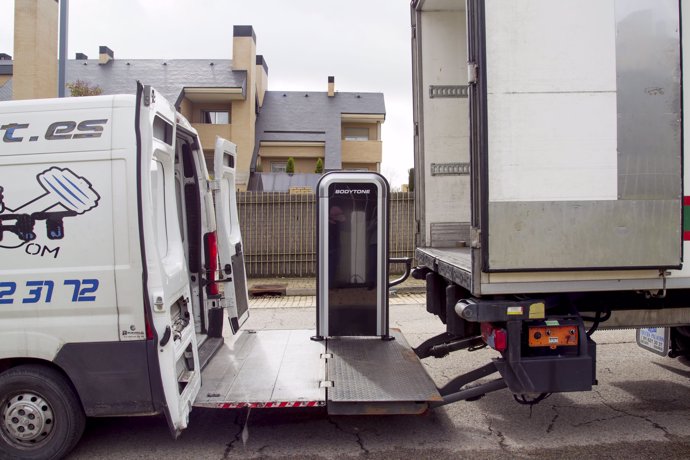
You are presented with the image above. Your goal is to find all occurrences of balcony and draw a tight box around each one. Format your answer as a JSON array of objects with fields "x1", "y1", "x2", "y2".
[
  {"x1": 341, "y1": 140, "x2": 382, "y2": 164},
  {"x1": 191, "y1": 123, "x2": 233, "y2": 150}
]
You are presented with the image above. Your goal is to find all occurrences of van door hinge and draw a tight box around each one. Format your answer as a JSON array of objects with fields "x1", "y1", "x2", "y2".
[
  {"x1": 208, "y1": 180, "x2": 221, "y2": 191},
  {"x1": 467, "y1": 63, "x2": 479, "y2": 85},
  {"x1": 470, "y1": 227, "x2": 481, "y2": 249},
  {"x1": 143, "y1": 85, "x2": 155, "y2": 107},
  {"x1": 319, "y1": 380, "x2": 334, "y2": 388}
]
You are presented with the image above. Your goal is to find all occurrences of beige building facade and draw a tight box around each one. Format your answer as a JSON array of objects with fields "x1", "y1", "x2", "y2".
[
  {"x1": 12, "y1": 0, "x2": 58, "y2": 100},
  {"x1": 1, "y1": 6, "x2": 385, "y2": 191}
]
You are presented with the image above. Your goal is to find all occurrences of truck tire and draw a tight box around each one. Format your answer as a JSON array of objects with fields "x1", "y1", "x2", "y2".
[{"x1": 0, "y1": 365, "x2": 85, "y2": 460}]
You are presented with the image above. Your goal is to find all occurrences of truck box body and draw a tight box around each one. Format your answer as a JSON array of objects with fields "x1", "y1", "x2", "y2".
[{"x1": 412, "y1": 0, "x2": 690, "y2": 297}]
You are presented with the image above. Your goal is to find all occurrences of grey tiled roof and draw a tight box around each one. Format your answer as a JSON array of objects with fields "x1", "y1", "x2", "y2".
[
  {"x1": 0, "y1": 59, "x2": 246, "y2": 103},
  {"x1": 67, "y1": 59, "x2": 246, "y2": 104},
  {"x1": 0, "y1": 79, "x2": 11, "y2": 101},
  {"x1": 254, "y1": 91, "x2": 385, "y2": 170}
]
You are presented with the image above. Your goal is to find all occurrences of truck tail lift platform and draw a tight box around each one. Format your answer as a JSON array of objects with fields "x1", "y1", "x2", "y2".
[{"x1": 195, "y1": 172, "x2": 595, "y2": 415}]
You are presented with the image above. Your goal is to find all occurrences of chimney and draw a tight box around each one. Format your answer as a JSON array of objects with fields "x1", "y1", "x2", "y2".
[
  {"x1": 75, "y1": 52, "x2": 88, "y2": 60},
  {"x1": 13, "y1": 0, "x2": 58, "y2": 99},
  {"x1": 256, "y1": 55, "x2": 268, "y2": 107},
  {"x1": 328, "y1": 76, "x2": 335, "y2": 97},
  {"x1": 232, "y1": 26, "x2": 256, "y2": 72},
  {"x1": 99, "y1": 46, "x2": 114, "y2": 65},
  {"x1": 0, "y1": 53, "x2": 11, "y2": 61},
  {"x1": 231, "y1": 25, "x2": 258, "y2": 189}
]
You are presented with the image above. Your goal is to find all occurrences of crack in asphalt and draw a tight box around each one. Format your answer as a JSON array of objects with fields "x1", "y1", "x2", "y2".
[
  {"x1": 222, "y1": 410, "x2": 247, "y2": 459},
  {"x1": 594, "y1": 390, "x2": 675, "y2": 441},
  {"x1": 546, "y1": 405, "x2": 560, "y2": 434},
  {"x1": 486, "y1": 416, "x2": 509, "y2": 453},
  {"x1": 571, "y1": 414, "x2": 625, "y2": 428},
  {"x1": 328, "y1": 417, "x2": 370, "y2": 455}
]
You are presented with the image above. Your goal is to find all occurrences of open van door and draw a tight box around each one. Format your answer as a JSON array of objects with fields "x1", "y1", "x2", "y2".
[
  {"x1": 137, "y1": 83, "x2": 201, "y2": 435},
  {"x1": 213, "y1": 137, "x2": 250, "y2": 333}
]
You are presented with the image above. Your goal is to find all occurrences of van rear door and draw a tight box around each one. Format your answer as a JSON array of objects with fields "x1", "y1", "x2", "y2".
[
  {"x1": 137, "y1": 84, "x2": 201, "y2": 435},
  {"x1": 213, "y1": 137, "x2": 249, "y2": 333}
]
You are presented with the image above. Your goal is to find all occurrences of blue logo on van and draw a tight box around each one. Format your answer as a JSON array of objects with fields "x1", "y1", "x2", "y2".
[{"x1": 0, "y1": 167, "x2": 100, "y2": 250}]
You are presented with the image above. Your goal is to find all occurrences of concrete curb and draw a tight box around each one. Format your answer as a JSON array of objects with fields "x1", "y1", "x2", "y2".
[
  {"x1": 282, "y1": 286, "x2": 426, "y2": 297},
  {"x1": 249, "y1": 278, "x2": 427, "y2": 298}
]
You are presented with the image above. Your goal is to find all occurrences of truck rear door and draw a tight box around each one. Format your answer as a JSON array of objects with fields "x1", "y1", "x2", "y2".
[
  {"x1": 213, "y1": 137, "x2": 249, "y2": 333},
  {"x1": 475, "y1": 0, "x2": 682, "y2": 271}
]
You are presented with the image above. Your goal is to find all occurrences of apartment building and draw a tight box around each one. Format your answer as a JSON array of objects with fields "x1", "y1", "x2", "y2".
[{"x1": 1, "y1": 1, "x2": 385, "y2": 190}]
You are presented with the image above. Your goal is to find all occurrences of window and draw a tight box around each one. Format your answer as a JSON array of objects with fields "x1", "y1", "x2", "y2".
[
  {"x1": 202, "y1": 110, "x2": 230, "y2": 124},
  {"x1": 271, "y1": 162, "x2": 287, "y2": 173},
  {"x1": 153, "y1": 115, "x2": 173, "y2": 145},
  {"x1": 343, "y1": 127, "x2": 370, "y2": 141},
  {"x1": 174, "y1": 172, "x2": 185, "y2": 242}
]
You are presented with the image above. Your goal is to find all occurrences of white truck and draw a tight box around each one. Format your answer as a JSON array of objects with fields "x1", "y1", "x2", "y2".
[{"x1": 411, "y1": 0, "x2": 690, "y2": 395}]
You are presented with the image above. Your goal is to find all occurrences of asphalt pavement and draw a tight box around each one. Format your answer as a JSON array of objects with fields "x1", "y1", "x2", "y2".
[{"x1": 66, "y1": 296, "x2": 690, "y2": 459}]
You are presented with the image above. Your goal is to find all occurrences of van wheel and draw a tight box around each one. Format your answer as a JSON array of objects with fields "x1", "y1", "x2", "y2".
[{"x1": 0, "y1": 365, "x2": 85, "y2": 460}]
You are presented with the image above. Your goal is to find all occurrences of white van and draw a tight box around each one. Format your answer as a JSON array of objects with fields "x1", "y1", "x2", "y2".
[{"x1": 0, "y1": 83, "x2": 249, "y2": 459}]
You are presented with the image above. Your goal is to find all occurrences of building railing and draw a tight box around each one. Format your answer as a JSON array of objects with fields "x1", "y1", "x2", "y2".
[{"x1": 238, "y1": 191, "x2": 415, "y2": 277}]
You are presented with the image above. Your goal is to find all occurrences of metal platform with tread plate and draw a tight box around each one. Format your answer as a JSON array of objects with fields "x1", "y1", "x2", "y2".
[
  {"x1": 195, "y1": 328, "x2": 441, "y2": 413},
  {"x1": 326, "y1": 328, "x2": 442, "y2": 415},
  {"x1": 195, "y1": 329, "x2": 326, "y2": 409}
]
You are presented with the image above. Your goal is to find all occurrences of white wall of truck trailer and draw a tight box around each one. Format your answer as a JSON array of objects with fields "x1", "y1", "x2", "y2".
[{"x1": 412, "y1": 0, "x2": 690, "y2": 302}]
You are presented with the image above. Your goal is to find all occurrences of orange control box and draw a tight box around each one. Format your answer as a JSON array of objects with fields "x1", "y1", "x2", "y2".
[{"x1": 528, "y1": 326, "x2": 578, "y2": 349}]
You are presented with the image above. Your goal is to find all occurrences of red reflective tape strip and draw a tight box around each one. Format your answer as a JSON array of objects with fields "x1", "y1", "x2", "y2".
[
  {"x1": 682, "y1": 196, "x2": 690, "y2": 241},
  {"x1": 216, "y1": 401, "x2": 323, "y2": 409}
]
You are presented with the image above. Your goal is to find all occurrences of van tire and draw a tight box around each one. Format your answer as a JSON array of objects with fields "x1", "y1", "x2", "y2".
[{"x1": 0, "y1": 365, "x2": 85, "y2": 460}]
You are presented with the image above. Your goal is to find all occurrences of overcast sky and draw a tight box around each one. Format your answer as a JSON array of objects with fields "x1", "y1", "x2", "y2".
[{"x1": 0, "y1": 0, "x2": 414, "y2": 187}]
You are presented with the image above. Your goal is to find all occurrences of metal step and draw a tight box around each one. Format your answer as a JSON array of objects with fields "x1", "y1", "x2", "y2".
[{"x1": 197, "y1": 336, "x2": 223, "y2": 371}]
